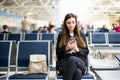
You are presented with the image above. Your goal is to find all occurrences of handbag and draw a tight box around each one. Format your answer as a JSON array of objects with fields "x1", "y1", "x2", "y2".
[{"x1": 28, "y1": 54, "x2": 47, "y2": 74}]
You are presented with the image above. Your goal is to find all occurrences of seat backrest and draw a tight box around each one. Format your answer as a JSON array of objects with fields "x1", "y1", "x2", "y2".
[
  {"x1": 41, "y1": 33, "x2": 55, "y2": 46},
  {"x1": 0, "y1": 41, "x2": 12, "y2": 79},
  {"x1": 0, "y1": 33, "x2": 6, "y2": 40},
  {"x1": 89, "y1": 32, "x2": 107, "y2": 44},
  {"x1": 23, "y1": 33, "x2": 39, "y2": 40},
  {"x1": 0, "y1": 41, "x2": 12, "y2": 67},
  {"x1": 108, "y1": 33, "x2": 120, "y2": 44},
  {"x1": 7, "y1": 33, "x2": 22, "y2": 44},
  {"x1": 40, "y1": 33, "x2": 57, "y2": 65},
  {"x1": 16, "y1": 41, "x2": 50, "y2": 72}
]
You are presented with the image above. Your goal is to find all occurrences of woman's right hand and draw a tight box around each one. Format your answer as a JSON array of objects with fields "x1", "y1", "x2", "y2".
[{"x1": 66, "y1": 39, "x2": 75, "y2": 51}]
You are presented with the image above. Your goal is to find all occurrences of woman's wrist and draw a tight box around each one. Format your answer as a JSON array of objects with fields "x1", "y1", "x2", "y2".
[{"x1": 76, "y1": 48, "x2": 79, "y2": 52}]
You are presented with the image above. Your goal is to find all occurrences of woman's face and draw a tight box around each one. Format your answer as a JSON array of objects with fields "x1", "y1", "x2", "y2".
[{"x1": 66, "y1": 17, "x2": 76, "y2": 33}]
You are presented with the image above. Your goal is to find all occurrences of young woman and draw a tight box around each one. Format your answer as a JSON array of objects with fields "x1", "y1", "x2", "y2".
[{"x1": 56, "y1": 13, "x2": 89, "y2": 80}]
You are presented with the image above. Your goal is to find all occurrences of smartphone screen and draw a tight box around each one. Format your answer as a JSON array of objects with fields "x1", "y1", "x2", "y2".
[
  {"x1": 69, "y1": 36, "x2": 75, "y2": 44},
  {"x1": 69, "y1": 36, "x2": 75, "y2": 41}
]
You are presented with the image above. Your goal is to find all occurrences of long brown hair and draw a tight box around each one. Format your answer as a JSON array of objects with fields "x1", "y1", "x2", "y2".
[{"x1": 59, "y1": 13, "x2": 86, "y2": 48}]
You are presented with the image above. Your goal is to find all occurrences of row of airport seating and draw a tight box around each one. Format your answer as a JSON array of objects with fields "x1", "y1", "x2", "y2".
[
  {"x1": 0, "y1": 41, "x2": 94, "y2": 80},
  {"x1": 88, "y1": 32, "x2": 120, "y2": 57},
  {"x1": 88, "y1": 32, "x2": 120, "y2": 69},
  {"x1": 0, "y1": 33, "x2": 57, "y2": 45},
  {"x1": 88, "y1": 32, "x2": 120, "y2": 80},
  {"x1": 0, "y1": 40, "x2": 50, "y2": 80},
  {"x1": 0, "y1": 33, "x2": 57, "y2": 66},
  {"x1": 89, "y1": 32, "x2": 120, "y2": 47}
]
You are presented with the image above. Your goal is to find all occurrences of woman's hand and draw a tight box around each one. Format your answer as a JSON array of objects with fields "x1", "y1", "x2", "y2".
[
  {"x1": 66, "y1": 39, "x2": 75, "y2": 51},
  {"x1": 66, "y1": 39, "x2": 79, "y2": 52},
  {"x1": 72, "y1": 40, "x2": 79, "y2": 52}
]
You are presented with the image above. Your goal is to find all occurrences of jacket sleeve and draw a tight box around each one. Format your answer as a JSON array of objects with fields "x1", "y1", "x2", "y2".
[{"x1": 56, "y1": 33, "x2": 66, "y2": 61}]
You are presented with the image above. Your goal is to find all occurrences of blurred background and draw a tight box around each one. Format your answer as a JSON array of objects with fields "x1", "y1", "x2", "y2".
[{"x1": 0, "y1": 0, "x2": 120, "y2": 33}]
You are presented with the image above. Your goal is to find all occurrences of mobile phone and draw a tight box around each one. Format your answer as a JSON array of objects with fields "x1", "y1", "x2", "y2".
[
  {"x1": 69, "y1": 36, "x2": 75, "y2": 41},
  {"x1": 69, "y1": 37, "x2": 75, "y2": 44}
]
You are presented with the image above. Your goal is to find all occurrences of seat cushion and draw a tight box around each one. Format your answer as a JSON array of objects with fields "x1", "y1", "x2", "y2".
[
  {"x1": 0, "y1": 74, "x2": 5, "y2": 78},
  {"x1": 57, "y1": 73, "x2": 94, "y2": 79},
  {"x1": 9, "y1": 73, "x2": 47, "y2": 79}
]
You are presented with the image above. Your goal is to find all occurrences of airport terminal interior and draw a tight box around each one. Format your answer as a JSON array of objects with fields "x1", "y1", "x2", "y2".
[{"x1": 0, "y1": 0, "x2": 120, "y2": 80}]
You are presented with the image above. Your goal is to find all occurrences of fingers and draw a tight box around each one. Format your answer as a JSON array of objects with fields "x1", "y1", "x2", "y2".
[
  {"x1": 66, "y1": 40, "x2": 78, "y2": 51},
  {"x1": 69, "y1": 39, "x2": 75, "y2": 44}
]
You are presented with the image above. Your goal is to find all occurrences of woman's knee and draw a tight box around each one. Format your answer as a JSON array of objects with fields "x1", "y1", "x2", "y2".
[{"x1": 73, "y1": 68, "x2": 82, "y2": 80}]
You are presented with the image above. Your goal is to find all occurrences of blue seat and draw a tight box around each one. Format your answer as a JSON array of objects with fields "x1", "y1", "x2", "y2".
[
  {"x1": 6, "y1": 33, "x2": 22, "y2": 65},
  {"x1": 89, "y1": 32, "x2": 109, "y2": 57},
  {"x1": 9, "y1": 74, "x2": 47, "y2": 79},
  {"x1": 23, "y1": 33, "x2": 39, "y2": 40},
  {"x1": 89, "y1": 32, "x2": 120, "y2": 71},
  {"x1": 89, "y1": 32, "x2": 108, "y2": 45},
  {"x1": 108, "y1": 33, "x2": 120, "y2": 47},
  {"x1": 56, "y1": 73, "x2": 94, "y2": 80},
  {"x1": 0, "y1": 41, "x2": 12, "y2": 80},
  {"x1": 0, "y1": 33, "x2": 6, "y2": 40},
  {"x1": 8, "y1": 41, "x2": 50, "y2": 80},
  {"x1": 40, "y1": 33, "x2": 56, "y2": 65},
  {"x1": 7, "y1": 33, "x2": 22, "y2": 44},
  {"x1": 32, "y1": 30, "x2": 39, "y2": 33},
  {"x1": 41, "y1": 33, "x2": 55, "y2": 46}
]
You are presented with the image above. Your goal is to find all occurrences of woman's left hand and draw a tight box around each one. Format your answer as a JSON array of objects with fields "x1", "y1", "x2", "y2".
[{"x1": 72, "y1": 40, "x2": 79, "y2": 52}]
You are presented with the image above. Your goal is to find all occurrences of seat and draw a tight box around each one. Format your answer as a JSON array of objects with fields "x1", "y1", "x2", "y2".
[
  {"x1": 56, "y1": 73, "x2": 94, "y2": 80},
  {"x1": 40, "y1": 33, "x2": 56, "y2": 46},
  {"x1": 32, "y1": 30, "x2": 39, "y2": 33},
  {"x1": 0, "y1": 41, "x2": 12, "y2": 80},
  {"x1": 89, "y1": 32, "x2": 109, "y2": 47},
  {"x1": 89, "y1": 32, "x2": 110, "y2": 58},
  {"x1": 91, "y1": 33, "x2": 120, "y2": 80},
  {"x1": 55, "y1": 56, "x2": 94, "y2": 80},
  {"x1": 23, "y1": 33, "x2": 39, "y2": 40},
  {"x1": 89, "y1": 32, "x2": 120, "y2": 70},
  {"x1": 6, "y1": 33, "x2": 22, "y2": 66},
  {"x1": 7, "y1": 33, "x2": 23, "y2": 44},
  {"x1": 0, "y1": 33, "x2": 6, "y2": 40},
  {"x1": 40, "y1": 33, "x2": 57, "y2": 66},
  {"x1": 8, "y1": 40, "x2": 50, "y2": 80},
  {"x1": 108, "y1": 33, "x2": 120, "y2": 48}
]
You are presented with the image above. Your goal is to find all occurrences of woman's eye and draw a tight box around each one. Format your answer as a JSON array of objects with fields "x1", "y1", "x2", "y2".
[
  {"x1": 67, "y1": 22, "x2": 71, "y2": 24},
  {"x1": 72, "y1": 21, "x2": 75, "y2": 24}
]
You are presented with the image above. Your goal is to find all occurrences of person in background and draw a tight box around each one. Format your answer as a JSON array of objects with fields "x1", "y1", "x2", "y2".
[
  {"x1": 114, "y1": 25, "x2": 120, "y2": 32},
  {"x1": 56, "y1": 13, "x2": 89, "y2": 80},
  {"x1": 47, "y1": 24, "x2": 57, "y2": 34},
  {"x1": 99, "y1": 24, "x2": 109, "y2": 32},
  {"x1": 111, "y1": 23, "x2": 117, "y2": 32},
  {"x1": 1, "y1": 25, "x2": 11, "y2": 33},
  {"x1": 21, "y1": 16, "x2": 31, "y2": 33},
  {"x1": 41, "y1": 25, "x2": 48, "y2": 33}
]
